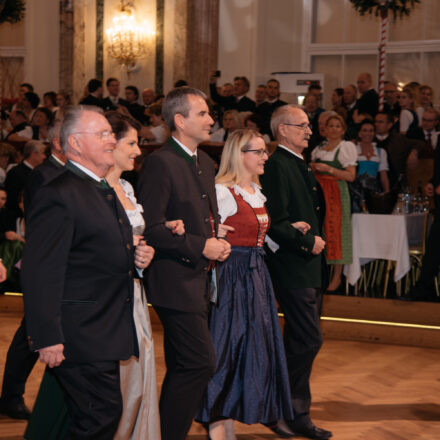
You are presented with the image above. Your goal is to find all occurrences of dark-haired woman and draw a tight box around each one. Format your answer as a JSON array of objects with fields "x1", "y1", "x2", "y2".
[
  {"x1": 32, "y1": 107, "x2": 54, "y2": 142},
  {"x1": 356, "y1": 119, "x2": 390, "y2": 192}
]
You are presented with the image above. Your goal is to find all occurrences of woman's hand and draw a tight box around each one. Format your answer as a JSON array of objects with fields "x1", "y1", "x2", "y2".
[
  {"x1": 217, "y1": 224, "x2": 235, "y2": 238},
  {"x1": 291, "y1": 221, "x2": 311, "y2": 235},
  {"x1": 165, "y1": 220, "x2": 185, "y2": 235},
  {"x1": 311, "y1": 162, "x2": 332, "y2": 174},
  {"x1": 133, "y1": 235, "x2": 143, "y2": 246},
  {"x1": 5, "y1": 231, "x2": 25, "y2": 243}
]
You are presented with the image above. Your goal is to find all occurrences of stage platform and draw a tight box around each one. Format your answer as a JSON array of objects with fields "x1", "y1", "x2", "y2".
[
  {"x1": 1, "y1": 294, "x2": 440, "y2": 439},
  {"x1": 2, "y1": 293, "x2": 439, "y2": 348}
]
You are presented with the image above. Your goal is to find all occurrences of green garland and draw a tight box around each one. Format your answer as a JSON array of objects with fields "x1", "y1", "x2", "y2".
[
  {"x1": 0, "y1": 0, "x2": 25, "y2": 24},
  {"x1": 349, "y1": 0, "x2": 420, "y2": 20}
]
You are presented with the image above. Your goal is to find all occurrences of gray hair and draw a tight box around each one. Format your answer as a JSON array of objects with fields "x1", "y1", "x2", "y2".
[
  {"x1": 60, "y1": 105, "x2": 104, "y2": 154},
  {"x1": 270, "y1": 104, "x2": 300, "y2": 140},
  {"x1": 162, "y1": 87, "x2": 207, "y2": 132},
  {"x1": 23, "y1": 140, "x2": 46, "y2": 160}
]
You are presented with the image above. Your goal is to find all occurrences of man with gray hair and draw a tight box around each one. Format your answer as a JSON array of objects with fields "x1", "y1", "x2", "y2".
[
  {"x1": 22, "y1": 105, "x2": 152, "y2": 438},
  {"x1": 0, "y1": 121, "x2": 66, "y2": 421},
  {"x1": 4, "y1": 139, "x2": 46, "y2": 217},
  {"x1": 138, "y1": 86, "x2": 231, "y2": 440},
  {"x1": 261, "y1": 105, "x2": 332, "y2": 439}
]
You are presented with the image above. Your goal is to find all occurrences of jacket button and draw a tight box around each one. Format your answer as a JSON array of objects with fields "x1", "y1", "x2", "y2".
[
  {"x1": 201, "y1": 194, "x2": 207, "y2": 199},
  {"x1": 106, "y1": 194, "x2": 113, "y2": 201},
  {"x1": 128, "y1": 270, "x2": 133, "y2": 277},
  {"x1": 198, "y1": 170, "x2": 202, "y2": 175},
  {"x1": 313, "y1": 186, "x2": 317, "y2": 191},
  {"x1": 204, "y1": 217, "x2": 209, "y2": 223},
  {"x1": 308, "y1": 167, "x2": 312, "y2": 172},
  {"x1": 203, "y1": 266, "x2": 209, "y2": 271},
  {"x1": 119, "y1": 218, "x2": 123, "y2": 224},
  {"x1": 126, "y1": 244, "x2": 131, "y2": 250},
  {"x1": 125, "y1": 297, "x2": 131, "y2": 303},
  {"x1": 316, "y1": 206, "x2": 320, "y2": 211}
]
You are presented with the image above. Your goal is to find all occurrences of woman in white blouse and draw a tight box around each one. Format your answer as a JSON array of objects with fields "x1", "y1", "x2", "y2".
[
  {"x1": 311, "y1": 114, "x2": 357, "y2": 292},
  {"x1": 356, "y1": 119, "x2": 390, "y2": 192},
  {"x1": 209, "y1": 109, "x2": 242, "y2": 143},
  {"x1": 197, "y1": 129, "x2": 308, "y2": 439},
  {"x1": 398, "y1": 89, "x2": 419, "y2": 135}
]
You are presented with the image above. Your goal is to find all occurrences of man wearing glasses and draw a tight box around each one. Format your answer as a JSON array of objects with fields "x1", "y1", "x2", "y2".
[
  {"x1": 261, "y1": 105, "x2": 332, "y2": 439},
  {"x1": 22, "y1": 105, "x2": 151, "y2": 438}
]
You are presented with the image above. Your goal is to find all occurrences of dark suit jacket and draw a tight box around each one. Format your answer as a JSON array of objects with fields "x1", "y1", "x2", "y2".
[
  {"x1": 209, "y1": 83, "x2": 256, "y2": 113},
  {"x1": 127, "y1": 102, "x2": 145, "y2": 123},
  {"x1": 374, "y1": 132, "x2": 422, "y2": 187},
  {"x1": 4, "y1": 162, "x2": 33, "y2": 215},
  {"x1": 257, "y1": 99, "x2": 287, "y2": 136},
  {"x1": 261, "y1": 147, "x2": 328, "y2": 289},
  {"x1": 405, "y1": 127, "x2": 439, "y2": 159},
  {"x1": 355, "y1": 89, "x2": 379, "y2": 118},
  {"x1": 79, "y1": 94, "x2": 105, "y2": 109},
  {"x1": 102, "y1": 96, "x2": 129, "y2": 112},
  {"x1": 24, "y1": 155, "x2": 64, "y2": 215},
  {"x1": 22, "y1": 163, "x2": 136, "y2": 363},
  {"x1": 137, "y1": 138, "x2": 220, "y2": 313}
]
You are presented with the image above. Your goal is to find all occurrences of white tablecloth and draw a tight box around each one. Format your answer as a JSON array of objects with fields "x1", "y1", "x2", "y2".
[{"x1": 343, "y1": 213, "x2": 426, "y2": 285}]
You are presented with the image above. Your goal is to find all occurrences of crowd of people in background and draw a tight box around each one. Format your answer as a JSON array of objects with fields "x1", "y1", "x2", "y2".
[
  {"x1": 0, "y1": 71, "x2": 438, "y2": 440},
  {"x1": 1, "y1": 71, "x2": 438, "y2": 295}
]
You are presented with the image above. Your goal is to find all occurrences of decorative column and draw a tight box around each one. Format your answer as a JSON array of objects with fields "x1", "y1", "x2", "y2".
[
  {"x1": 185, "y1": 0, "x2": 219, "y2": 92},
  {"x1": 59, "y1": 0, "x2": 74, "y2": 95},
  {"x1": 378, "y1": 6, "x2": 388, "y2": 112}
]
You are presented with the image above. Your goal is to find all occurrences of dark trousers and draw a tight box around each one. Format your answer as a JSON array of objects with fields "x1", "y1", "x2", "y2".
[
  {"x1": 275, "y1": 287, "x2": 323, "y2": 422},
  {"x1": 54, "y1": 361, "x2": 122, "y2": 440},
  {"x1": 419, "y1": 213, "x2": 440, "y2": 291},
  {"x1": 155, "y1": 306, "x2": 216, "y2": 440},
  {"x1": 0, "y1": 317, "x2": 38, "y2": 405}
]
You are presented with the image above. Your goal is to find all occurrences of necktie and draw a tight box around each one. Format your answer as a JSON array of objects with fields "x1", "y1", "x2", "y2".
[
  {"x1": 191, "y1": 154, "x2": 197, "y2": 165},
  {"x1": 100, "y1": 179, "x2": 110, "y2": 189},
  {"x1": 425, "y1": 131, "x2": 435, "y2": 157}
]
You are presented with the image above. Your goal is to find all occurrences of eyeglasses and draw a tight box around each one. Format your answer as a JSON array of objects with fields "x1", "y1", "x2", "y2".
[
  {"x1": 75, "y1": 130, "x2": 116, "y2": 140},
  {"x1": 282, "y1": 123, "x2": 312, "y2": 131},
  {"x1": 242, "y1": 149, "x2": 269, "y2": 157}
]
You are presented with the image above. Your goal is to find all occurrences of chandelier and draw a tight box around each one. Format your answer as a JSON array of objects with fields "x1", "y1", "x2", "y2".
[{"x1": 105, "y1": 1, "x2": 154, "y2": 74}]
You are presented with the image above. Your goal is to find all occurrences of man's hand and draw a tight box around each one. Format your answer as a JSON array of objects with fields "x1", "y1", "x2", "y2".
[
  {"x1": 38, "y1": 344, "x2": 65, "y2": 368},
  {"x1": 217, "y1": 239, "x2": 231, "y2": 262},
  {"x1": 406, "y1": 149, "x2": 419, "y2": 170},
  {"x1": 311, "y1": 236, "x2": 326, "y2": 255},
  {"x1": 425, "y1": 183, "x2": 434, "y2": 197},
  {"x1": 135, "y1": 240, "x2": 155, "y2": 269},
  {"x1": 0, "y1": 261, "x2": 6, "y2": 283},
  {"x1": 209, "y1": 70, "x2": 218, "y2": 84},
  {"x1": 291, "y1": 221, "x2": 311, "y2": 235},
  {"x1": 203, "y1": 237, "x2": 230, "y2": 261}
]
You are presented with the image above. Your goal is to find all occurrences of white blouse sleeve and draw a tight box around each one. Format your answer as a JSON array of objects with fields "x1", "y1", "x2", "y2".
[
  {"x1": 399, "y1": 109, "x2": 413, "y2": 133},
  {"x1": 378, "y1": 148, "x2": 389, "y2": 172},
  {"x1": 311, "y1": 146, "x2": 320, "y2": 162},
  {"x1": 215, "y1": 184, "x2": 237, "y2": 223},
  {"x1": 338, "y1": 141, "x2": 358, "y2": 168},
  {"x1": 210, "y1": 128, "x2": 225, "y2": 143}
]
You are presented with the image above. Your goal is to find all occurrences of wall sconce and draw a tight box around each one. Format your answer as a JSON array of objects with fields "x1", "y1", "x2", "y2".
[{"x1": 105, "y1": 0, "x2": 155, "y2": 75}]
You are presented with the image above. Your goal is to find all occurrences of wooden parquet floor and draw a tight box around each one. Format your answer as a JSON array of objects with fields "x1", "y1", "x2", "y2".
[{"x1": 1, "y1": 312, "x2": 440, "y2": 440}]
